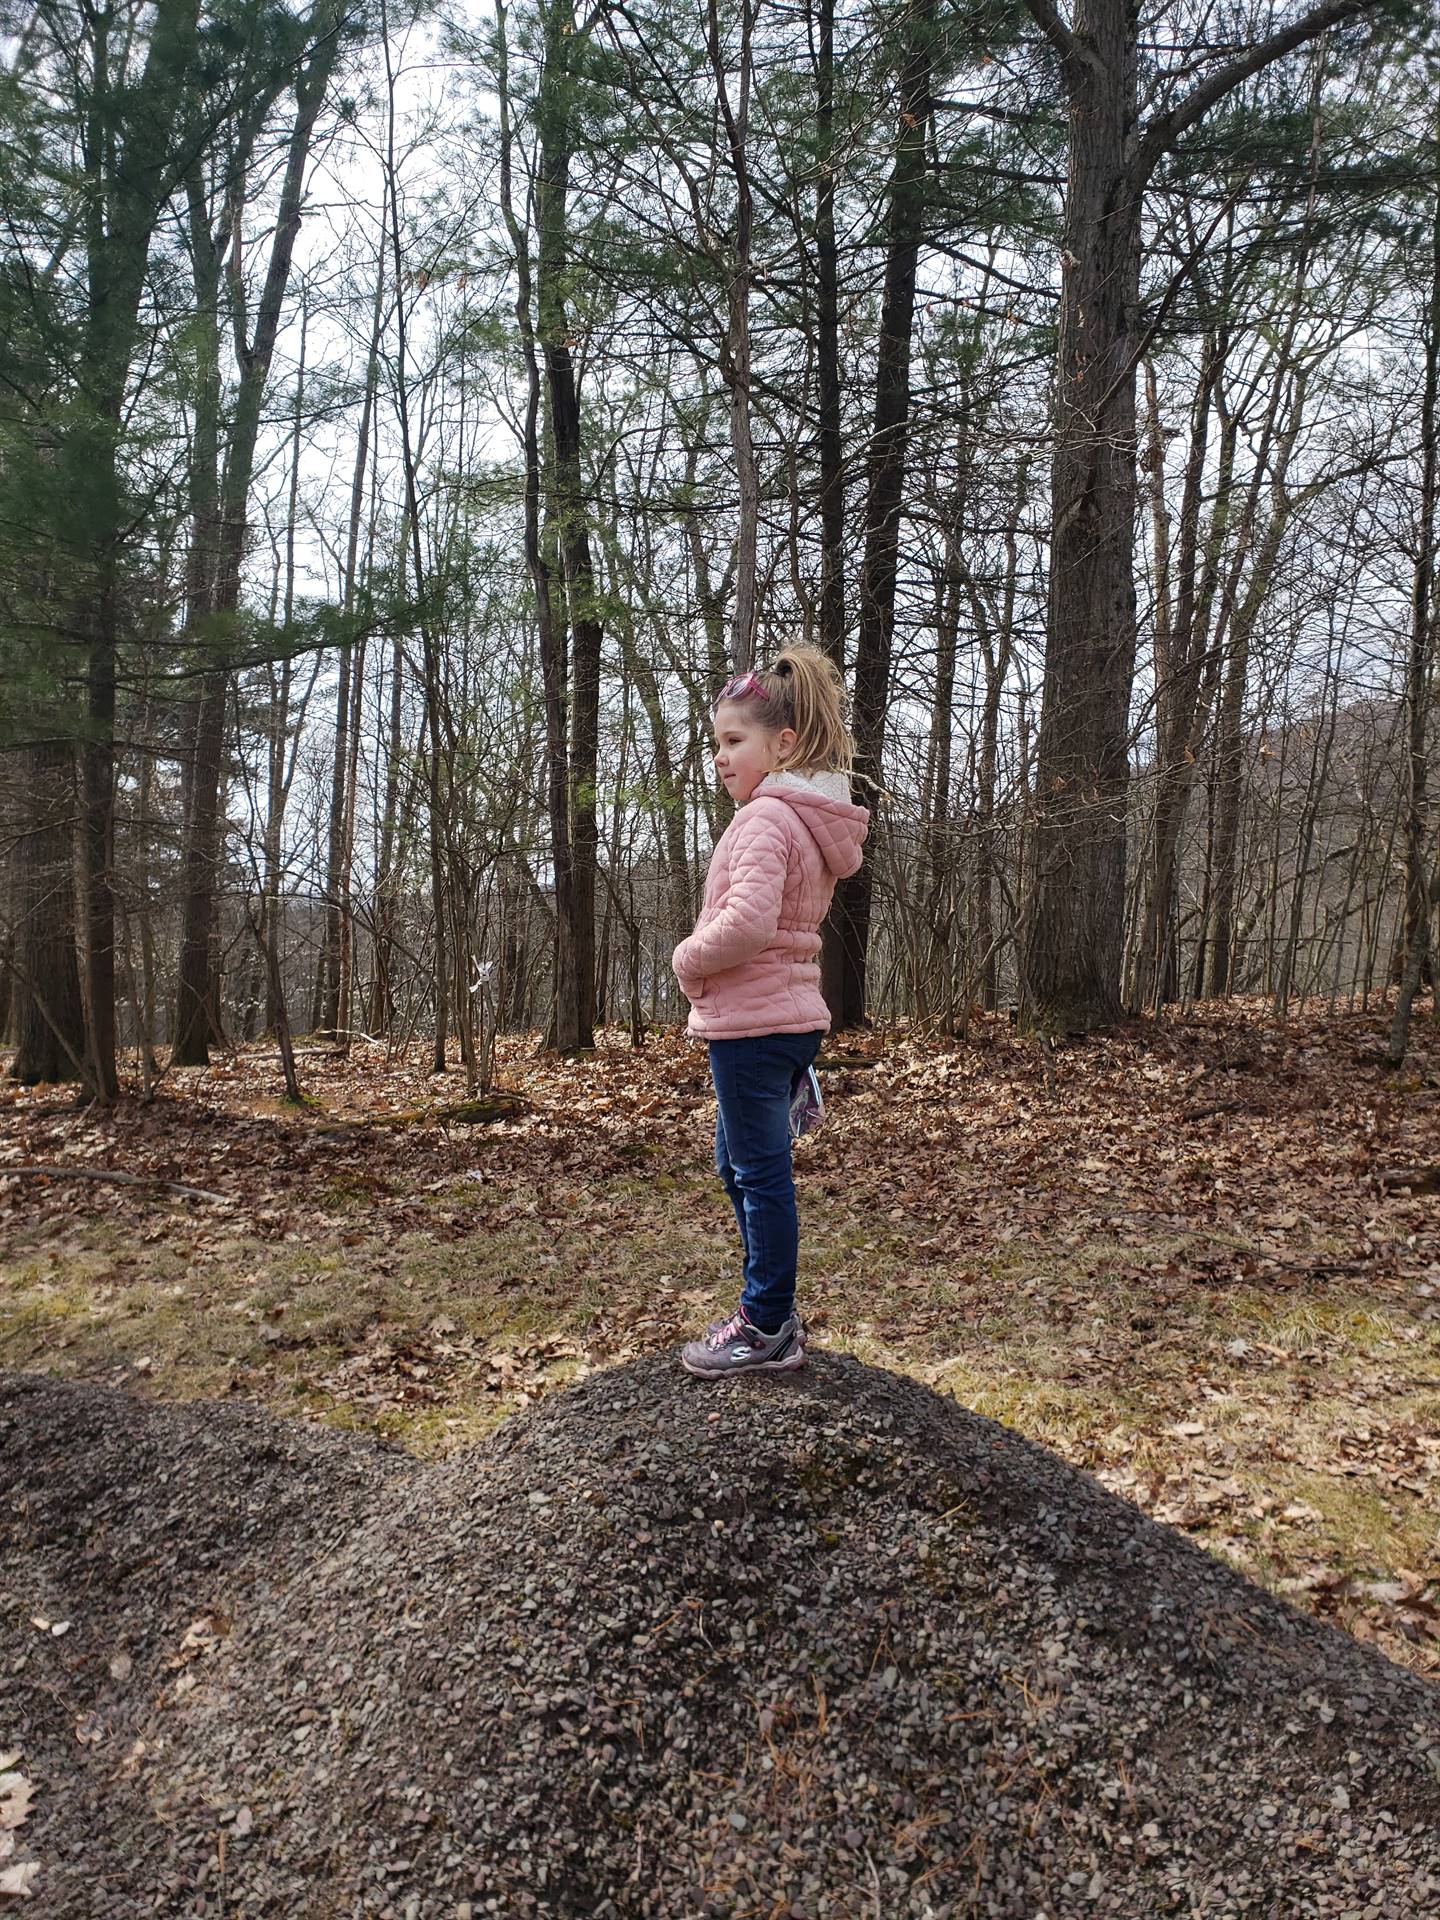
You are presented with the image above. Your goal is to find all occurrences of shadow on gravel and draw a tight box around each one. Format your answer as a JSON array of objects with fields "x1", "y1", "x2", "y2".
[{"x1": 3, "y1": 1355, "x2": 1439, "y2": 1919}]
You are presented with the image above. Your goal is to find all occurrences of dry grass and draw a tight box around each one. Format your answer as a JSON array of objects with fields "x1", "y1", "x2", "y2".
[{"x1": 3, "y1": 1002, "x2": 1437, "y2": 1671}]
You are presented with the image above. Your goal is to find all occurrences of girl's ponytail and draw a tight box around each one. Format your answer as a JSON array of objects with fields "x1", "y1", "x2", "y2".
[
  {"x1": 718, "y1": 642, "x2": 855, "y2": 774},
  {"x1": 772, "y1": 645, "x2": 854, "y2": 775}
]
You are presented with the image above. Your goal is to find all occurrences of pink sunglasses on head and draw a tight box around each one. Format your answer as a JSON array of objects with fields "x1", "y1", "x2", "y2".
[{"x1": 715, "y1": 670, "x2": 768, "y2": 706}]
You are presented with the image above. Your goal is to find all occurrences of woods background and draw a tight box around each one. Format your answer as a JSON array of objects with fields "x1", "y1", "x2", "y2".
[{"x1": 3, "y1": 0, "x2": 1438, "y2": 1101}]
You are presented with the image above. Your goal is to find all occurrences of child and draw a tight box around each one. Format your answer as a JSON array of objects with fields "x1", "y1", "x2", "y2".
[{"x1": 673, "y1": 644, "x2": 869, "y2": 1377}]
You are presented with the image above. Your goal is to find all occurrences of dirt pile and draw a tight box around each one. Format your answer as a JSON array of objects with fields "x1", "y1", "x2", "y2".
[{"x1": 3, "y1": 1358, "x2": 1439, "y2": 1918}]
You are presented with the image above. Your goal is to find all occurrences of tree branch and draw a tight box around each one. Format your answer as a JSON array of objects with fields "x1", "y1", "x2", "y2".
[
  {"x1": 1133, "y1": 0, "x2": 1383, "y2": 188},
  {"x1": 1019, "y1": 0, "x2": 1100, "y2": 88},
  {"x1": 3, "y1": 1165, "x2": 227, "y2": 1202}
]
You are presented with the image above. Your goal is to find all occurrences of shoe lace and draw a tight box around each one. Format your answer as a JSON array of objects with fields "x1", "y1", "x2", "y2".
[{"x1": 706, "y1": 1310, "x2": 747, "y2": 1351}]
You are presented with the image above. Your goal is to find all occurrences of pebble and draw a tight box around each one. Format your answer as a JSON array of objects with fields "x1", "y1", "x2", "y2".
[{"x1": 4, "y1": 1356, "x2": 1439, "y2": 1919}]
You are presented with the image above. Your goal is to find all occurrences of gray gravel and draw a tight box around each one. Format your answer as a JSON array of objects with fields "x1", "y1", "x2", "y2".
[{"x1": 3, "y1": 1356, "x2": 1439, "y2": 1918}]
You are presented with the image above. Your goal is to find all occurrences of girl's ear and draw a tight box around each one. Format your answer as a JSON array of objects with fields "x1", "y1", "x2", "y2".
[{"x1": 774, "y1": 725, "x2": 799, "y2": 766}]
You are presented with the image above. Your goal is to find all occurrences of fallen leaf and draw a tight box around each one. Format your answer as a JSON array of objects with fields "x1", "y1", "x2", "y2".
[
  {"x1": 0, "y1": 1775, "x2": 33, "y2": 1831},
  {"x1": 173, "y1": 1612, "x2": 229, "y2": 1663},
  {"x1": 0, "y1": 1859, "x2": 39, "y2": 1898}
]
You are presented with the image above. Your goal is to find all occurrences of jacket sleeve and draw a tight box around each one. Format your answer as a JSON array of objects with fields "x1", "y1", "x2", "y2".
[
  {"x1": 671, "y1": 941, "x2": 703, "y2": 997},
  {"x1": 671, "y1": 809, "x2": 788, "y2": 980}
]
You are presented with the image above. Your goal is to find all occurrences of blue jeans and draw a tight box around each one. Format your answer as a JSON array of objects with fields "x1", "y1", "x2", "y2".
[{"x1": 709, "y1": 1030, "x2": 825, "y2": 1333}]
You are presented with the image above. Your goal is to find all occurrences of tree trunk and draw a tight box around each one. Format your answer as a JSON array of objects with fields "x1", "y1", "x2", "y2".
[
  {"x1": 972, "y1": 485, "x2": 1022, "y2": 1015},
  {"x1": 1130, "y1": 334, "x2": 1231, "y2": 1010},
  {"x1": 813, "y1": 0, "x2": 844, "y2": 669},
  {"x1": 613, "y1": 581, "x2": 691, "y2": 946},
  {"x1": 1020, "y1": 0, "x2": 1374, "y2": 1029},
  {"x1": 923, "y1": 531, "x2": 960, "y2": 908},
  {"x1": 535, "y1": 1, "x2": 602, "y2": 1052},
  {"x1": 379, "y1": 5, "x2": 449, "y2": 1071},
  {"x1": 707, "y1": 0, "x2": 759, "y2": 671},
  {"x1": 315, "y1": 624, "x2": 353, "y2": 1036},
  {"x1": 173, "y1": 670, "x2": 229, "y2": 1060},
  {"x1": 168, "y1": 162, "x2": 225, "y2": 1059},
  {"x1": 1388, "y1": 118, "x2": 1440, "y2": 1063},
  {"x1": 829, "y1": 0, "x2": 936, "y2": 1031},
  {"x1": 1400, "y1": 116, "x2": 1440, "y2": 988},
  {"x1": 320, "y1": 254, "x2": 385, "y2": 1041},
  {"x1": 1021, "y1": 2, "x2": 1142, "y2": 1032},
  {"x1": 262, "y1": 659, "x2": 294, "y2": 1036},
  {"x1": 71, "y1": 0, "x2": 202, "y2": 1099},
  {"x1": 372, "y1": 635, "x2": 405, "y2": 1037},
  {"x1": 497, "y1": 0, "x2": 583, "y2": 1054},
  {"x1": 172, "y1": 17, "x2": 339, "y2": 1064},
  {"x1": 1206, "y1": 383, "x2": 1314, "y2": 997},
  {"x1": 10, "y1": 742, "x2": 86, "y2": 1085},
  {"x1": 336, "y1": 631, "x2": 367, "y2": 1045}
]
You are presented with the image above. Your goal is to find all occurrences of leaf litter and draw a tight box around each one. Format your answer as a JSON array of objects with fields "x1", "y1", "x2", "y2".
[{"x1": 2, "y1": 997, "x2": 1437, "y2": 1673}]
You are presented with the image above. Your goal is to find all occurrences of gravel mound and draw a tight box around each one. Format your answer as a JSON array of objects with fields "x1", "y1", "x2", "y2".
[{"x1": 4, "y1": 1358, "x2": 1439, "y2": 1919}]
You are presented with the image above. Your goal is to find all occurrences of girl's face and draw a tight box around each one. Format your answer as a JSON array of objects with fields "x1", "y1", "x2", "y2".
[{"x1": 712, "y1": 700, "x2": 797, "y2": 805}]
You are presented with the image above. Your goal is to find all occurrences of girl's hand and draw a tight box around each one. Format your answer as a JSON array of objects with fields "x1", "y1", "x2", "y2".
[{"x1": 672, "y1": 940, "x2": 703, "y2": 999}]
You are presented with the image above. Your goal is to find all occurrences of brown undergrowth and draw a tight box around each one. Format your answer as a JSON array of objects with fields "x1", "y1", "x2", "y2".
[{"x1": 2, "y1": 997, "x2": 1437, "y2": 1674}]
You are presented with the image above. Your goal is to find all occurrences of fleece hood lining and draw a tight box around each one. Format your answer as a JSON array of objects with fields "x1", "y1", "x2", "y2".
[{"x1": 754, "y1": 769, "x2": 852, "y2": 804}]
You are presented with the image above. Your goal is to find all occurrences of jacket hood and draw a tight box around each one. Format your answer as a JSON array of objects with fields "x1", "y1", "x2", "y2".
[{"x1": 751, "y1": 769, "x2": 869, "y2": 879}]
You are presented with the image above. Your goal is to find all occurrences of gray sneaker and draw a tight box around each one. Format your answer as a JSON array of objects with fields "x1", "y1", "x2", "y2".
[
  {"x1": 682, "y1": 1308, "x2": 806, "y2": 1378},
  {"x1": 702, "y1": 1308, "x2": 809, "y2": 1347}
]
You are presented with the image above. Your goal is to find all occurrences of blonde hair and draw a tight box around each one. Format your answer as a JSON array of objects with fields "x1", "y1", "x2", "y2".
[{"x1": 716, "y1": 643, "x2": 855, "y2": 776}]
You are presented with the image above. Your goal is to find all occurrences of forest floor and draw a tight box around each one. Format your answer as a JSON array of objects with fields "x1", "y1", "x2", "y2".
[{"x1": 2, "y1": 997, "x2": 1438, "y2": 1678}]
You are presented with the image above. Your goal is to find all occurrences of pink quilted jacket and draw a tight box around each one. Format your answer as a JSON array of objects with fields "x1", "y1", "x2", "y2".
[{"x1": 672, "y1": 770, "x2": 869, "y2": 1039}]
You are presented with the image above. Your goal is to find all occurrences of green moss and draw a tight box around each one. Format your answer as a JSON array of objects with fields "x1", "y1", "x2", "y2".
[{"x1": 317, "y1": 1177, "x2": 381, "y2": 1212}]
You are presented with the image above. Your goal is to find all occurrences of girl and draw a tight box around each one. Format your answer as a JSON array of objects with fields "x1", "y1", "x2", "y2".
[{"x1": 673, "y1": 645, "x2": 869, "y2": 1378}]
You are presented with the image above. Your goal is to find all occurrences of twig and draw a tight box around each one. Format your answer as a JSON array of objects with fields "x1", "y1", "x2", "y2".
[
  {"x1": 320, "y1": 1094, "x2": 529, "y2": 1132},
  {"x1": 295, "y1": 1031, "x2": 382, "y2": 1052},
  {"x1": 1037, "y1": 1032, "x2": 1057, "y2": 1094},
  {"x1": 1182, "y1": 1098, "x2": 1248, "y2": 1121},
  {"x1": 2, "y1": 1164, "x2": 227, "y2": 1203}
]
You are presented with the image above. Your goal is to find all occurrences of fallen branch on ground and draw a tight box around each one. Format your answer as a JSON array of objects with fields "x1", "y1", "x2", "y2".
[
  {"x1": 1378, "y1": 1166, "x2": 1440, "y2": 1196},
  {"x1": 1, "y1": 1164, "x2": 228, "y2": 1203},
  {"x1": 316, "y1": 1094, "x2": 529, "y2": 1134}
]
